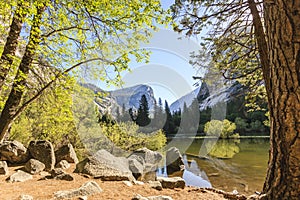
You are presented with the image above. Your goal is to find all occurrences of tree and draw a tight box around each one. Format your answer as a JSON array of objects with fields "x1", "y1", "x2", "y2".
[
  {"x1": 172, "y1": 0, "x2": 300, "y2": 199},
  {"x1": 152, "y1": 97, "x2": 166, "y2": 130},
  {"x1": 204, "y1": 119, "x2": 236, "y2": 138},
  {"x1": 0, "y1": 0, "x2": 168, "y2": 142},
  {"x1": 0, "y1": 1, "x2": 28, "y2": 91},
  {"x1": 135, "y1": 94, "x2": 151, "y2": 127},
  {"x1": 163, "y1": 100, "x2": 175, "y2": 135}
]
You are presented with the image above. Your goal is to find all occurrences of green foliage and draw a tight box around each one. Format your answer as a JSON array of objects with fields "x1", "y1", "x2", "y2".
[
  {"x1": 204, "y1": 119, "x2": 237, "y2": 138},
  {"x1": 99, "y1": 121, "x2": 166, "y2": 152},
  {"x1": 10, "y1": 77, "x2": 80, "y2": 147},
  {"x1": 250, "y1": 120, "x2": 265, "y2": 132},
  {"x1": 171, "y1": 1, "x2": 267, "y2": 111},
  {"x1": 0, "y1": 0, "x2": 170, "y2": 141},
  {"x1": 234, "y1": 117, "x2": 248, "y2": 132}
]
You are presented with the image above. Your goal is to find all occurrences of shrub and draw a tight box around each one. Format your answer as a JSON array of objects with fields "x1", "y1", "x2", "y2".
[
  {"x1": 204, "y1": 119, "x2": 237, "y2": 138},
  {"x1": 99, "y1": 121, "x2": 167, "y2": 153}
]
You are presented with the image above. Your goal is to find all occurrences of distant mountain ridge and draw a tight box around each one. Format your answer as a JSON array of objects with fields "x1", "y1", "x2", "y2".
[
  {"x1": 81, "y1": 83, "x2": 156, "y2": 116},
  {"x1": 82, "y1": 81, "x2": 246, "y2": 118},
  {"x1": 170, "y1": 81, "x2": 246, "y2": 112}
]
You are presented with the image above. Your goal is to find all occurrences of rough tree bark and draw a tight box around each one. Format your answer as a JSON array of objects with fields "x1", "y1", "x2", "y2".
[
  {"x1": 0, "y1": 4, "x2": 45, "y2": 142},
  {"x1": 249, "y1": 0, "x2": 300, "y2": 199},
  {"x1": 260, "y1": 1, "x2": 300, "y2": 199},
  {"x1": 0, "y1": 2, "x2": 27, "y2": 91}
]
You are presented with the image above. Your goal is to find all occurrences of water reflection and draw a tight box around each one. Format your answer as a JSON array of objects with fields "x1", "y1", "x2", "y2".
[
  {"x1": 160, "y1": 138, "x2": 269, "y2": 194},
  {"x1": 157, "y1": 155, "x2": 212, "y2": 188},
  {"x1": 203, "y1": 139, "x2": 240, "y2": 159},
  {"x1": 183, "y1": 155, "x2": 212, "y2": 188}
]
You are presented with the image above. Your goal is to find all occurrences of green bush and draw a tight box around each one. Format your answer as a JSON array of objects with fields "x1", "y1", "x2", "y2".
[
  {"x1": 234, "y1": 117, "x2": 248, "y2": 132},
  {"x1": 204, "y1": 119, "x2": 237, "y2": 138},
  {"x1": 99, "y1": 121, "x2": 167, "y2": 153}
]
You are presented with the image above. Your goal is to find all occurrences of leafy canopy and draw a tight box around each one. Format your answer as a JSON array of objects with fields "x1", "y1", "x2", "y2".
[{"x1": 171, "y1": 0, "x2": 266, "y2": 110}]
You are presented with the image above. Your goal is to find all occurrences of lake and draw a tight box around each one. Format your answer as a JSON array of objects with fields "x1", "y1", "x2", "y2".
[{"x1": 158, "y1": 138, "x2": 269, "y2": 195}]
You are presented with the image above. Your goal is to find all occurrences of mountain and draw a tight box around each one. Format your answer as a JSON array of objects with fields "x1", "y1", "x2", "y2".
[
  {"x1": 170, "y1": 81, "x2": 246, "y2": 112},
  {"x1": 110, "y1": 84, "x2": 156, "y2": 111},
  {"x1": 82, "y1": 83, "x2": 156, "y2": 116},
  {"x1": 169, "y1": 87, "x2": 200, "y2": 112}
]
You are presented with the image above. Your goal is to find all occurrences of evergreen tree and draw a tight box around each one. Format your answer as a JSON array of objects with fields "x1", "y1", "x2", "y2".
[
  {"x1": 163, "y1": 100, "x2": 175, "y2": 135},
  {"x1": 135, "y1": 95, "x2": 151, "y2": 127}
]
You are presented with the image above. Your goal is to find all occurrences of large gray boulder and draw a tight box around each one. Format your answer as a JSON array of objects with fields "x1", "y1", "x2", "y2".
[
  {"x1": 130, "y1": 148, "x2": 162, "y2": 165},
  {"x1": 0, "y1": 141, "x2": 30, "y2": 164},
  {"x1": 7, "y1": 170, "x2": 33, "y2": 182},
  {"x1": 54, "y1": 181, "x2": 102, "y2": 199},
  {"x1": 55, "y1": 144, "x2": 78, "y2": 164},
  {"x1": 75, "y1": 149, "x2": 135, "y2": 181},
  {"x1": 28, "y1": 140, "x2": 55, "y2": 171},
  {"x1": 157, "y1": 176, "x2": 185, "y2": 189},
  {"x1": 166, "y1": 147, "x2": 185, "y2": 177},
  {"x1": 24, "y1": 159, "x2": 45, "y2": 175},
  {"x1": 0, "y1": 161, "x2": 9, "y2": 175},
  {"x1": 128, "y1": 155, "x2": 144, "y2": 180},
  {"x1": 128, "y1": 148, "x2": 162, "y2": 181}
]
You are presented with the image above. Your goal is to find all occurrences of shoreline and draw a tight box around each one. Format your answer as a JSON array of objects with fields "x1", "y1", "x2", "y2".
[{"x1": 167, "y1": 135, "x2": 270, "y2": 139}]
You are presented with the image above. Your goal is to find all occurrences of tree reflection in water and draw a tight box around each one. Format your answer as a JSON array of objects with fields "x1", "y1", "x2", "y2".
[{"x1": 204, "y1": 139, "x2": 240, "y2": 159}]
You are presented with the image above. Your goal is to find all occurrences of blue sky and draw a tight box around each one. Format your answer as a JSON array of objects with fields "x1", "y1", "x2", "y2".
[{"x1": 96, "y1": 1, "x2": 203, "y2": 104}]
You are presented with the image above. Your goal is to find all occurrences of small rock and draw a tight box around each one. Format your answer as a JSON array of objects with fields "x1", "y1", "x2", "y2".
[
  {"x1": 148, "y1": 181, "x2": 162, "y2": 191},
  {"x1": 55, "y1": 160, "x2": 70, "y2": 170},
  {"x1": 232, "y1": 189, "x2": 239, "y2": 195},
  {"x1": 157, "y1": 176, "x2": 185, "y2": 189},
  {"x1": 28, "y1": 140, "x2": 55, "y2": 171},
  {"x1": 133, "y1": 180, "x2": 145, "y2": 185},
  {"x1": 132, "y1": 194, "x2": 173, "y2": 200},
  {"x1": 54, "y1": 181, "x2": 102, "y2": 199},
  {"x1": 24, "y1": 159, "x2": 45, "y2": 175},
  {"x1": 7, "y1": 170, "x2": 33, "y2": 182},
  {"x1": 39, "y1": 171, "x2": 50, "y2": 176},
  {"x1": 132, "y1": 194, "x2": 148, "y2": 200},
  {"x1": 55, "y1": 144, "x2": 78, "y2": 164},
  {"x1": 0, "y1": 140, "x2": 30, "y2": 164},
  {"x1": 78, "y1": 196, "x2": 88, "y2": 200},
  {"x1": 19, "y1": 194, "x2": 33, "y2": 200},
  {"x1": 148, "y1": 196, "x2": 173, "y2": 200},
  {"x1": 123, "y1": 181, "x2": 133, "y2": 187},
  {"x1": 0, "y1": 161, "x2": 9, "y2": 175},
  {"x1": 51, "y1": 168, "x2": 73, "y2": 181},
  {"x1": 247, "y1": 194, "x2": 260, "y2": 200}
]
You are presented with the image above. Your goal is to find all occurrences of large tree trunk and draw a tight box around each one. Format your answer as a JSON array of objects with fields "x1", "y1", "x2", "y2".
[
  {"x1": 0, "y1": 4, "x2": 45, "y2": 142},
  {"x1": 0, "y1": 2, "x2": 28, "y2": 91},
  {"x1": 260, "y1": 1, "x2": 300, "y2": 199}
]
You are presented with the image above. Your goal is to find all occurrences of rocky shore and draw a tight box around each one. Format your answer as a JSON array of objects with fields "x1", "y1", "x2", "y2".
[{"x1": 0, "y1": 140, "x2": 257, "y2": 200}]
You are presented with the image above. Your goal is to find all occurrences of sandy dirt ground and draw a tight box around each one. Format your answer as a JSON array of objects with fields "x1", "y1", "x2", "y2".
[{"x1": 0, "y1": 164, "x2": 246, "y2": 200}]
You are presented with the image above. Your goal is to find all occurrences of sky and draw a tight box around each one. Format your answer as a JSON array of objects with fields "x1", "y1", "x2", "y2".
[{"x1": 95, "y1": 0, "x2": 204, "y2": 104}]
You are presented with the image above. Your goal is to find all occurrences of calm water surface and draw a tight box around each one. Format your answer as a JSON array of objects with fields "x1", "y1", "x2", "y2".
[{"x1": 161, "y1": 138, "x2": 269, "y2": 195}]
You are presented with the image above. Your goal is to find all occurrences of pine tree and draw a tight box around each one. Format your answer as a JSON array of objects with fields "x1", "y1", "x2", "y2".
[
  {"x1": 163, "y1": 100, "x2": 175, "y2": 135},
  {"x1": 135, "y1": 95, "x2": 151, "y2": 127}
]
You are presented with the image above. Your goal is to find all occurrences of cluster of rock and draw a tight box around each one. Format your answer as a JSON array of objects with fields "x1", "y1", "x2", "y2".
[
  {"x1": 0, "y1": 140, "x2": 78, "y2": 182},
  {"x1": 0, "y1": 140, "x2": 186, "y2": 200}
]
